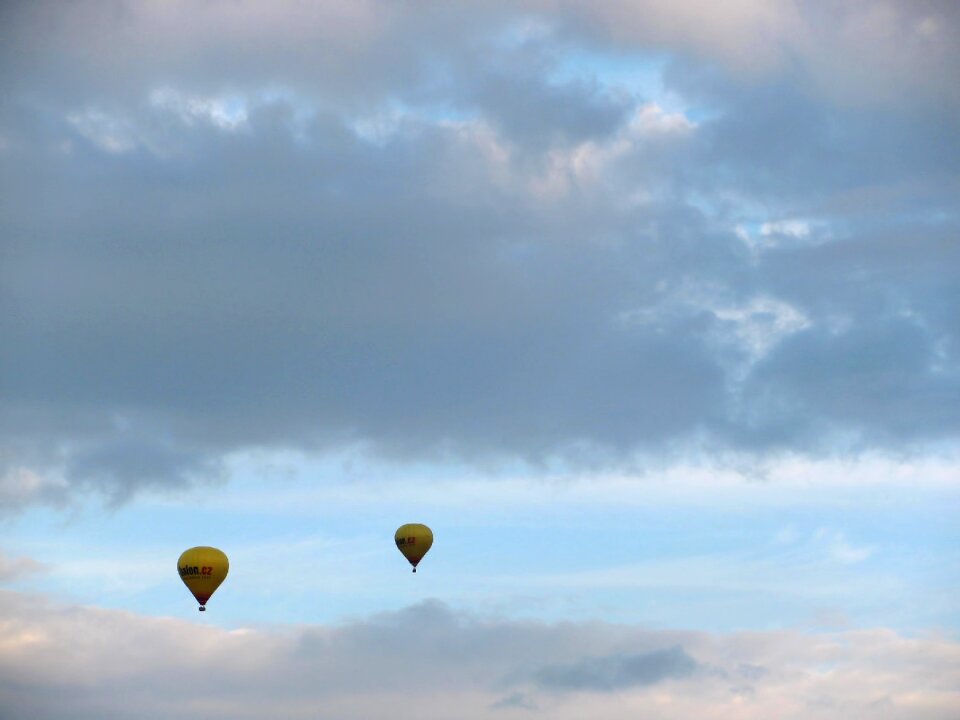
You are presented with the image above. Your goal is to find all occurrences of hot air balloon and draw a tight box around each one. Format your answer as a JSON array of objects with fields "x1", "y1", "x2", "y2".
[
  {"x1": 395, "y1": 523, "x2": 433, "y2": 573},
  {"x1": 177, "y1": 546, "x2": 229, "y2": 611}
]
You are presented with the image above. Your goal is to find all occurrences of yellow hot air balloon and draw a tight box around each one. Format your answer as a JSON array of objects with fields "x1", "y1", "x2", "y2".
[
  {"x1": 177, "y1": 546, "x2": 229, "y2": 611},
  {"x1": 395, "y1": 523, "x2": 433, "y2": 573}
]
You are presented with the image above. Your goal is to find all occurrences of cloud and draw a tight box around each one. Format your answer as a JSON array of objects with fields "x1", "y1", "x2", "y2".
[
  {"x1": 0, "y1": 467, "x2": 68, "y2": 516},
  {"x1": 558, "y1": 0, "x2": 960, "y2": 108},
  {"x1": 65, "y1": 434, "x2": 226, "y2": 505},
  {"x1": 10, "y1": 1, "x2": 954, "y2": 109},
  {"x1": 490, "y1": 692, "x2": 537, "y2": 710},
  {"x1": 1, "y1": 592, "x2": 959, "y2": 719},
  {"x1": 0, "y1": 0, "x2": 958, "y2": 507},
  {"x1": 534, "y1": 646, "x2": 700, "y2": 691},
  {"x1": 0, "y1": 552, "x2": 47, "y2": 582}
]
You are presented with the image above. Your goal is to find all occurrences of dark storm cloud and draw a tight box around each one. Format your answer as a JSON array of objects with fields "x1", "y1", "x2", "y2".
[{"x1": 1, "y1": 0, "x2": 958, "y2": 506}]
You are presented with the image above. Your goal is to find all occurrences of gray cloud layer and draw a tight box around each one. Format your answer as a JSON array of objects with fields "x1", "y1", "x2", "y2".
[
  {"x1": 0, "y1": 551, "x2": 47, "y2": 582},
  {"x1": 1, "y1": 592, "x2": 958, "y2": 720},
  {"x1": 535, "y1": 646, "x2": 700, "y2": 690},
  {"x1": 1, "y1": 0, "x2": 958, "y2": 505}
]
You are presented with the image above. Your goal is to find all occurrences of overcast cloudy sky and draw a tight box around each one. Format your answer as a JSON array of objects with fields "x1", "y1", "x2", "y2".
[{"x1": 1, "y1": 1, "x2": 959, "y2": 717}]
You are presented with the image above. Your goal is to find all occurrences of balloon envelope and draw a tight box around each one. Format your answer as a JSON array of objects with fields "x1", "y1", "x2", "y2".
[
  {"x1": 395, "y1": 523, "x2": 433, "y2": 572},
  {"x1": 178, "y1": 546, "x2": 229, "y2": 610}
]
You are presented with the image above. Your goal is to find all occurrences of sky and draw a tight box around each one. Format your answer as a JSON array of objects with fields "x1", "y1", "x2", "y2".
[{"x1": 1, "y1": 0, "x2": 959, "y2": 717}]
